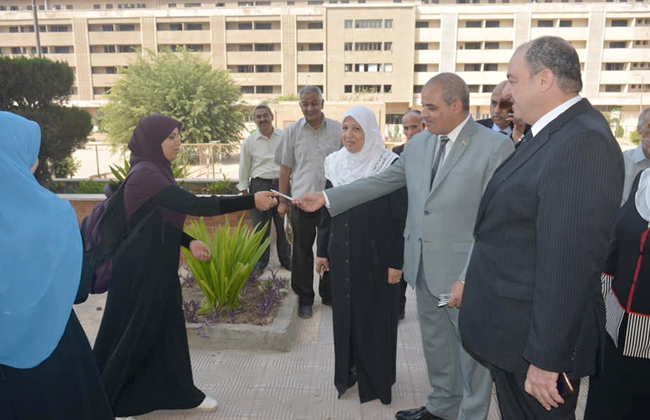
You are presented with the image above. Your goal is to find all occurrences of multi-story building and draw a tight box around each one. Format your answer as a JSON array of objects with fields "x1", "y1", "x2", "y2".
[{"x1": 0, "y1": 0, "x2": 648, "y2": 132}]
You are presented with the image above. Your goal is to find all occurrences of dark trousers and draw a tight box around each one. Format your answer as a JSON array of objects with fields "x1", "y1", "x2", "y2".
[
  {"x1": 249, "y1": 178, "x2": 291, "y2": 267},
  {"x1": 290, "y1": 204, "x2": 331, "y2": 306},
  {"x1": 491, "y1": 365, "x2": 580, "y2": 420}
]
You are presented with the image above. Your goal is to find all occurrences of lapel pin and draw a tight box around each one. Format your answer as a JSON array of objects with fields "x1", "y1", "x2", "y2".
[{"x1": 461, "y1": 139, "x2": 467, "y2": 147}]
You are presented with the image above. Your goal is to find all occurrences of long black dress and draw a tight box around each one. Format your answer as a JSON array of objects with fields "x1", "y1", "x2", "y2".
[
  {"x1": 317, "y1": 180, "x2": 407, "y2": 404},
  {"x1": 93, "y1": 185, "x2": 255, "y2": 417},
  {"x1": 0, "y1": 311, "x2": 114, "y2": 420}
]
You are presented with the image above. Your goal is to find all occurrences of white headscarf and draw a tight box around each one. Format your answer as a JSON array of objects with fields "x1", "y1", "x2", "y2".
[
  {"x1": 324, "y1": 106, "x2": 398, "y2": 187},
  {"x1": 635, "y1": 168, "x2": 650, "y2": 227}
]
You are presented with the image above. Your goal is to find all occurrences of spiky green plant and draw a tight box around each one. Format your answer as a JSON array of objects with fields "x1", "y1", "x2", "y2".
[{"x1": 182, "y1": 215, "x2": 270, "y2": 314}]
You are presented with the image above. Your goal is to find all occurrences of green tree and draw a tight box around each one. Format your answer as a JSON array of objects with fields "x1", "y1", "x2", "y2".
[
  {"x1": 100, "y1": 48, "x2": 245, "y2": 146},
  {"x1": 0, "y1": 56, "x2": 92, "y2": 181}
]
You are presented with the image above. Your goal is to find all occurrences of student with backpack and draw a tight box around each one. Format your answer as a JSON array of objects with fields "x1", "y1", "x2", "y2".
[
  {"x1": 0, "y1": 112, "x2": 114, "y2": 420},
  {"x1": 92, "y1": 114, "x2": 278, "y2": 417}
]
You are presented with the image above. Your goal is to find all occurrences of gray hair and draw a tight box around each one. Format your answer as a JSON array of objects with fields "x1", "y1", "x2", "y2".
[
  {"x1": 299, "y1": 85, "x2": 323, "y2": 102},
  {"x1": 520, "y1": 36, "x2": 583, "y2": 94},
  {"x1": 424, "y1": 73, "x2": 470, "y2": 111},
  {"x1": 253, "y1": 104, "x2": 273, "y2": 116},
  {"x1": 403, "y1": 109, "x2": 421, "y2": 118},
  {"x1": 639, "y1": 107, "x2": 650, "y2": 128}
]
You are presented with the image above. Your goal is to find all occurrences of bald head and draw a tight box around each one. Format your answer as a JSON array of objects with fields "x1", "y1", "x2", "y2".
[{"x1": 402, "y1": 110, "x2": 424, "y2": 141}]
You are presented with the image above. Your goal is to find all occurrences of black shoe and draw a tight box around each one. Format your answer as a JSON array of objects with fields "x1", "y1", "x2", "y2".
[
  {"x1": 395, "y1": 406, "x2": 444, "y2": 420},
  {"x1": 298, "y1": 305, "x2": 313, "y2": 319},
  {"x1": 280, "y1": 261, "x2": 292, "y2": 271},
  {"x1": 321, "y1": 297, "x2": 332, "y2": 306}
]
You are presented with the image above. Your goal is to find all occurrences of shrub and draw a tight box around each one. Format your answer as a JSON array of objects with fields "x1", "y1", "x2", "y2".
[{"x1": 182, "y1": 215, "x2": 270, "y2": 314}]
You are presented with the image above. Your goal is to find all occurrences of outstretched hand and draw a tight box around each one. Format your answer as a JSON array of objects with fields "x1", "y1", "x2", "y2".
[
  {"x1": 190, "y1": 240, "x2": 211, "y2": 261},
  {"x1": 254, "y1": 191, "x2": 278, "y2": 211},
  {"x1": 293, "y1": 192, "x2": 326, "y2": 213}
]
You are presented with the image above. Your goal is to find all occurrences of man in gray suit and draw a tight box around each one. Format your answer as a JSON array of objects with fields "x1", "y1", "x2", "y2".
[{"x1": 295, "y1": 73, "x2": 514, "y2": 420}]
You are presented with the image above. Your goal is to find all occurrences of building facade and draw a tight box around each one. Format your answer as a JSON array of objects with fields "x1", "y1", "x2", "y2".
[{"x1": 0, "y1": 0, "x2": 648, "y2": 131}]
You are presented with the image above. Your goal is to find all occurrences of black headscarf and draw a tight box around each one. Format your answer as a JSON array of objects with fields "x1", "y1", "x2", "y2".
[{"x1": 123, "y1": 114, "x2": 185, "y2": 228}]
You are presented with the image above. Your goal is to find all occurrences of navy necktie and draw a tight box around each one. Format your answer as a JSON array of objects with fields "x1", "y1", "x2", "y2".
[{"x1": 430, "y1": 135, "x2": 450, "y2": 189}]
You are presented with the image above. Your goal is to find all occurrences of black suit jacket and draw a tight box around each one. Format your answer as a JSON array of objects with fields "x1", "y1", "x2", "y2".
[
  {"x1": 460, "y1": 99, "x2": 624, "y2": 377},
  {"x1": 476, "y1": 118, "x2": 493, "y2": 129}
]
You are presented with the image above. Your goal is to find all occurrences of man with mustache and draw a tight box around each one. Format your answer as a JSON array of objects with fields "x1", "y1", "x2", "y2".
[{"x1": 478, "y1": 81, "x2": 529, "y2": 145}]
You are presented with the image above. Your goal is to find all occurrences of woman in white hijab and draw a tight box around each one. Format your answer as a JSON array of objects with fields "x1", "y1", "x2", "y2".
[
  {"x1": 315, "y1": 106, "x2": 407, "y2": 405},
  {"x1": 585, "y1": 169, "x2": 650, "y2": 419}
]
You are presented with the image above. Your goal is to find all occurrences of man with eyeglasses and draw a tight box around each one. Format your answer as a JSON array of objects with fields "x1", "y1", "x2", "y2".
[{"x1": 478, "y1": 81, "x2": 529, "y2": 145}]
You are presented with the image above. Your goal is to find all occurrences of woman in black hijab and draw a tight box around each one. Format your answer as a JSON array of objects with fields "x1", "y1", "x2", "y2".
[{"x1": 93, "y1": 115, "x2": 277, "y2": 417}]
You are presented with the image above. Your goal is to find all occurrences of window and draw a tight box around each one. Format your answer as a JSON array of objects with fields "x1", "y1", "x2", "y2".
[
  {"x1": 559, "y1": 20, "x2": 572, "y2": 27},
  {"x1": 308, "y1": 43, "x2": 323, "y2": 51},
  {"x1": 416, "y1": 21, "x2": 429, "y2": 28},
  {"x1": 184, "y1": 2, "x2": 201, "y2": 6},
  {"x1": 118, "y1": 45, "x2": 136, "y2": 53},
  {"x1": 237, "y1": 65, "x2": 254, "y2": 73},
  {"x1": 484, "y1": 63, "x2": 498, "y2": 71},
  {"x1": 11, "y1": 47, "x2": 21, "y2": 54},
  {"x1": 256, "y1": 1, "x2": 271, "y2": 4},
  {"x1": 385, "y1": 19, "x2": 393, "y2": 29},
  {"x1": 106, "y1": 3, "x2": 113, "y2": 8},
  {"x1": 255, "y1": 22, "x2": 272, "y2": 30},
  {"x1": 54, "y1": 46, "x2": 71, "y2": 54},
  {"x1": 256, "y1": 65, "x2": 274, "y2": 72},
  {"x1": 186, "y1": 45, "x2": 204, "y2": 52},
  {"x1": 344, "y1": 64, "x2": 352, "y2": 72},
  {"x1": 307, "y1": 0, "x2": 324, "y2": 4},
  {"x1": 186, "y1": 23, "x2": 203, "y2": 30},
  {"x1": 256, "y1": 86, "x2": 273, "y2": 94},
  {"x1": 635, "y1": 40, "x2": 649, "y2": 47},
  {"x1": 93, "y1": 4, "x2": 101, "y2": 8},
  {"x1": 238, "y1": 1, "x2": 254, "y2": 4},
  {"x1": 610, "y1": 41, "x2": 627, "y2": 48},
  {"x1": 104, "y1": 45, "x2": 116, "y2": 53},
  {"x1": 241, "y1": 86, "x2": 254, "y2": 94},
  {"x1": 355, "y1": 85, "x2": 380, "y2": 93},
  {"x1": 9, "y1": 27, "x2": 19, "y2": 33},
  {"x1": 307, "y1": 22, "x2": 323, "y2": 29},
  {"x1": 119, "y1": 24, "x2": 135, "y2": 31},
  {"x1": 170, "y1": 23, "x2": 182, "y2": 31},
  {"x1": 384, "y1": 42, "x2": 392, "y2": 51},
  {"x1": 355, "y1": 20, "x2": 382, "y2": 29},
  {"x1": 537, "y1": 20, "x2": 554, "y2": 28},
  {"x1": 414, "y1": 64, "x2": 427, "y2": 72},
  {"x1": 345, "y1": 20, "x2": 353, "y2": 29},
  {"x1": 384, "y1": 85, "x2": 392, "y2": 93},
  {"x1": 637, "y1": 18, "x2": 650, "y2": 26},
  {"x1": 239, "y1": 22, "x2": 253, "y2": 30},
  {"x1": 414, "y1": 85, "x2": 423, "y2": 94},
  {"x1": 355, "y1": 42, "x2": 382, "y2": 51},
  {"x1": 611, "y1": 19, "x2": 628, "y2": 27},
  {"x1": 605, "y1": 63, "x2": 625, "y2": 71},
  {"x1": 103, "y1": 24, "x2": 114, "y2": 31},
  {"x1": 168, "y1": 2, "x2": 177, "y2": 5},
  {"x1": 216, "y1": 2, "x2": 225, "y2": 6},
  {"x1": 604, "y1": 85, "x2": 622, "y2": 92},
  {"x1": 344, "y1": 85, "x2": 352, "y2": 93},
  {"x1": 50, "y1": 26, "x2": 69, "y2": 32},
  {"x1": 415, "y1": 43, "x2": 428, "y2": 50},
  {"x1": 482, "y1": 84, "x2": 496, "y2": 93},
  {"x1": 344, "y1": 42, "x2": 352, "y2": 51},
  {"x1": 106, "y1": 66, "x2": 117, "y2": 74},
  {"x1": 309, "y1": 64, "x2": 323, "y2": 72},
  {"x1": 65, "y1": 4, "x2": 73, "y2": 9},
  {"x1": 464, "y1": 63, "x2": 481, "y2": 71},
  {"x1": 255, "y1": 43, "x2": 274, "y2": 51},
  {"x1": 465, "y1": 42, "x2": 481, "y2": 50},
  {"x1": 465, "y1": 20, "x2": 482, "y2": 28},
  {"x1": 384, "y1": 63, "x2": 392, "y2": 72},
  {"x1": 467, "y1": 85, "x2": 479, "y2": 93},
  {"x1": 485, "y1": 20, "x2": 500, "y2": 28},
  {"x1": 484, "y1": 42, "x2": 500, "y2": 50}
]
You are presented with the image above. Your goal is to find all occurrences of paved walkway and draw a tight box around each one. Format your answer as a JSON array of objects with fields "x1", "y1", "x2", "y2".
[{"x1": 76, "y1": 268, "x2": 588, "y2": 420}]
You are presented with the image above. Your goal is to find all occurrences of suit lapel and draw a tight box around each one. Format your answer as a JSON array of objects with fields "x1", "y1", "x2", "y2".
[
  {"x1": 429, "y1": 118, "x2": 476, "y2": 194},
  {"x1": 475, "y1": 99, "x2": 592, "y2": 224}
]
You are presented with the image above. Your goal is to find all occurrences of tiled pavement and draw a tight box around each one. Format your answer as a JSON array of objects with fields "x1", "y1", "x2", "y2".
[{"x1": 75, "y1": 269, "x2": 588, "y2": 420}]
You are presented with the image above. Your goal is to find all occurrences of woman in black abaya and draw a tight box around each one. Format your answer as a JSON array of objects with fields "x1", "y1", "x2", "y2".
[
  {"x1": 93, "y1": 114, "x2": 277, "y2": 417},
  {"x1": 316, "y1": 106, "x2": 406, "y2": 405}
]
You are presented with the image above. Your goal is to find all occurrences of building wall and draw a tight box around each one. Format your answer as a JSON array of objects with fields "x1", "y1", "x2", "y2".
[{"x1": 0, "y1": 0, "x2": 648, "y2": 132}]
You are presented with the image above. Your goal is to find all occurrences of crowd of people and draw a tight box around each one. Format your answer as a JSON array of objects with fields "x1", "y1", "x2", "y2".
[{"x1": 1, "y1": 35, "x2": 649, "y2": 420}]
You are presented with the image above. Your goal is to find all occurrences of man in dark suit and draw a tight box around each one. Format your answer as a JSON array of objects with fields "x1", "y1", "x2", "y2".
[
  {"x1": 460, "y1": 36, "x2": 624, "y2": 419},
  {"x1": 477, "y1": 81, "x2": 529, "y2": 145}
]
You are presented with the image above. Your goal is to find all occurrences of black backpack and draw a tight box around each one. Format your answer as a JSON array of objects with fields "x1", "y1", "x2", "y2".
[{"x1": 79, "y1": 173, "x2": 154, "y2": 295}]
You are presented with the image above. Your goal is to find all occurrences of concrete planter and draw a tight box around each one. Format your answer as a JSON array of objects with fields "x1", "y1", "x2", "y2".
[{"x1": 186, "y1": 292, "x2": 298, "y2": 352}]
